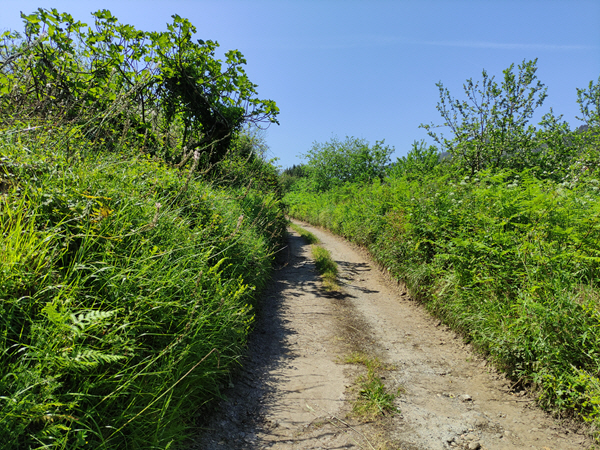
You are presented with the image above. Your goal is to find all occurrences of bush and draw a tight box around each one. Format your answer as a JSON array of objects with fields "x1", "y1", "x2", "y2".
[
  {"x1": 388, "y1": 140, "x2": 441, "y2": 180},
  {"x1": 0, "y1": 8, "x2": 279, "y2": 168},
  {"x1": 300, "y1": 136, "x2": 394, "y2": 192},
  {"x1": 286, "y1": 170, "x2": 600, "y2": 431},
  {"x1": 0, "y1": 140, "x2": 285, "y2": 449}
]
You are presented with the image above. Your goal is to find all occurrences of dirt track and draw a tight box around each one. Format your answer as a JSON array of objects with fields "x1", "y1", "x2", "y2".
[{"x1": 190, "y1": 220, "x2": 592, "y2": 449}]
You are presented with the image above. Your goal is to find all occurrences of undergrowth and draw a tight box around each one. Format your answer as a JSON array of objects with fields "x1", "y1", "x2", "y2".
[
  {"x1": 0, "y1": 141, "x2": 285, "y2": 449},
  {"x1": 286, "y1": 168, "x2": 600, "y2": 435}
]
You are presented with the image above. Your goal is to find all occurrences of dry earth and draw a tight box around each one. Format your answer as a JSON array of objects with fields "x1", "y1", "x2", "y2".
[{"x1": 189, "y1": 219, "x2": 593, "y2": 450}]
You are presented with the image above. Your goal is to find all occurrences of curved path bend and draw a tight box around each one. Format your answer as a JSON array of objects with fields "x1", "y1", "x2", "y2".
[{"x1": 190, "y1": 220, "x2": 591, "y2": 450}]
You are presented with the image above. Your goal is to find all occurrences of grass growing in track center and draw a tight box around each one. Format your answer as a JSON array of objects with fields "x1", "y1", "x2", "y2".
[
  {"x1": 288, "y1": 221, "x2": 319, "y2": 244},
  {"x1": 311, "y1": 246, "x2": 339, "y2": 291},
  {"x1": 289, "y1": 222, "x2": 339, "y2": 290},
  {"x1": 289, "y1": 222, "x2": 400, "y2": 423},
  {"x1": 344, "y1": 352, "x2": 401, "y2": 420}
]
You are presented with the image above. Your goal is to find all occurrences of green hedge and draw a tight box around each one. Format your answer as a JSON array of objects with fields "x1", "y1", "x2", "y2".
[
  {"x1": 0, "y1": 142, "x2": 285, "y2": 449},
  {"x1": 286, "y1": 171, "x2": 600, "y2": 431}
]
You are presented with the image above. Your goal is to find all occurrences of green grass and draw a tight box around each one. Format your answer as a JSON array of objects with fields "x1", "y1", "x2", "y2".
[
  {"x1": 289, "y1": 221, "x2": 319, "y2": 244},
  {"x1": 285, "y1": 169, "x2": 600, "y2": 437},
  {"x1": 289, "y1": 222, "x2": 339, "y2": 291},
  {"x1": 345, "y1": 352, "x2": 400, "y2": 419},
  {"x1": 0, "y1": 140, "x2": 286, "y2": 449},
  {"x1": 311, "y1": 246, "x2": 339, "y2": 291}
]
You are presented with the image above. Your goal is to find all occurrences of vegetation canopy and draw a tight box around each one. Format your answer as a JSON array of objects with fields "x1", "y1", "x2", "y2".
[
  {"x1": 300, "y1": 136, "x2": 394, "y2": 192},
  {"x1": 420, "y1": 59, "x2": 549, "y2": 174},
  {"x1": 0, "y1": 8, "x2": 279, "y2": 167}
]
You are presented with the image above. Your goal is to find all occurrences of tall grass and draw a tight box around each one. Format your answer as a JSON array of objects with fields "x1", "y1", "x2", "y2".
[
  {"x1": 0, "y1": 138, "x2": 285, "y2": 448},
  {"x1": 286, "y1": 170, "x2": 600, "y2": 433}
]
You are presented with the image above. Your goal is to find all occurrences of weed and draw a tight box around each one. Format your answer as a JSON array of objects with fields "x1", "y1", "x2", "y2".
[
  {"x1": 345, "y1": 352, "x2": 400, "y2": 420},
  {"x1": 289, "y1": 222, "x2": 339, "y2": 291},
  {"x1": 289, "y1": 221, "x2": 319, "y2": 244},
  {"x1": 312, "y1": 246, "x2": 339, "y2": 291}
]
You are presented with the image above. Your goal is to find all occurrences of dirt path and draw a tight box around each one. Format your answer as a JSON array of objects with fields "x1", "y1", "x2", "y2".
[{"x1": 189, "y1": 220, "x2": 592, "y2": 450}]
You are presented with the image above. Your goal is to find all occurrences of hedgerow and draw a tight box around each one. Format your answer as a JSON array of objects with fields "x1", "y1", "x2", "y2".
[
  {"x1": 0, "y1": 141, "x2": 285, "y2": 449},
  {"x1": 285, "y1": 65, "x2": 600, "y2": 433},
  {"x1": 0, "y1": 8, "x2": 285, "y2": 449},
  {"x1": 286, "y1": 169, "x2": 600, "y2": 430}
]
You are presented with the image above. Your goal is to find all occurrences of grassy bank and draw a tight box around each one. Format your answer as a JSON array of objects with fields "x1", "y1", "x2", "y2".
[
  {"x1": 0, "y1": 140, "x2": 285, "y2": 449},
  {"x1": 0, "y1": 9, "x2": 287, "y2": 448},
  {"x1": 285, "y1": 170, "x2": 600, "y2": 433}
]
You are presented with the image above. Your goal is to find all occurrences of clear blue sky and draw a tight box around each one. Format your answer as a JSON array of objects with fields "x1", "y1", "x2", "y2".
[{"x1": 2, "y1": 0, "x2": 599, "y2": 169}]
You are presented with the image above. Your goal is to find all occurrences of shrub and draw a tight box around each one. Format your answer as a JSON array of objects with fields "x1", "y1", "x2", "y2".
[{"x1": 0, "y1": 141, "x2": 285, "y2": 449}]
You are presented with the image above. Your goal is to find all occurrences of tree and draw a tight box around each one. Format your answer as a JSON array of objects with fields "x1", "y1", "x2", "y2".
[
  {"x1": 576, "y1": 75, "x2": 600, "y2": 129},
  {"x1": 153, "y1": 15, "x2": 278, "y2": 166},
  {"x1": 282, "y1": 164, "x2": 309, "y2": 178},
  {"x1": 229, "y1": 126, "x2": 270, "y2": 160},
  {"x1": 0, "y1": 9, "x2": 279, "y2": 168},
  {"x1": 280, "y1": 164, "x2": 309, "y2": 193},
  {"x1": 211, "y1": 126, "x2": 283, "y2": 196},
  {"x1": 572, "y1": 76, "x2": 600, "y2": 174},
  {"x1": 420, "y1": 59, "x2": 547, "y2": 174},
  {"x1": 301, "y1": 136, "x2": 394, "y2": 192},
  {"x1": 389, "y1": 140, "x2": 440, "y2": 180}
]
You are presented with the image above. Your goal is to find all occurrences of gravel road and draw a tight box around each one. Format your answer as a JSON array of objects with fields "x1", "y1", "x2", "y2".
[{"x1": 189, "y1": 220, "x2": 592, "y2": 450}]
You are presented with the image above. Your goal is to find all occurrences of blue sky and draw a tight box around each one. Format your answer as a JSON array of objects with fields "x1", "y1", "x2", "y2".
[{"x1": 2, "y1": 0, "x2": 599, "y2": 169}]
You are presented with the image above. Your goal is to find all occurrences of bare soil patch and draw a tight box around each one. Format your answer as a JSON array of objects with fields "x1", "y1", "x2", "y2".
[{"x1": 189, "y1": 220, "x2": 592, "y2": 449}]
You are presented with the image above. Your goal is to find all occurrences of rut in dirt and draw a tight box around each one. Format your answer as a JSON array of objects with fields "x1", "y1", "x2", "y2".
[{"x1": 189, "y1": 220, "x2": 593, "y2": 450}]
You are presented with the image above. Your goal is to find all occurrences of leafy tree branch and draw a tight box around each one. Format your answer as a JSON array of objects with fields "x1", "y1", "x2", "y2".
[{"x1": 0, "y1": 8, "x2": 279, "y2": 169}]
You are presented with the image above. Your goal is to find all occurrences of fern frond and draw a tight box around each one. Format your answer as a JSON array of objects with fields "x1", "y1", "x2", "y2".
[
  {"x1": 59, "y1": 348, "x2": 125, "y2": 372},
  {"x1": 41, "y1": 303, "x2": 68, "y2": 328},
  {"x1": 69, "y1": 310, "x2": 116, "y2": 336}
]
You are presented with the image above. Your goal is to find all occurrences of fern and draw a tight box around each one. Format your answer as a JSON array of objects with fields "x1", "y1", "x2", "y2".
[
  {"x1": 41, "y1": 303, "x2": 69, "y2": 329},
  {"x1": 69, "y1": 310, "x2": 116, "y2": 337},
  {"x1": 58, "y1": 348, "x2": 125, "y2": 372}
]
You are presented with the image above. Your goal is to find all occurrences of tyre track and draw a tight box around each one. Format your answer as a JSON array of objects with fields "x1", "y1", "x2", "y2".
[{"x1": 190, "y1": 220, "x2": 592, "y2": 449}]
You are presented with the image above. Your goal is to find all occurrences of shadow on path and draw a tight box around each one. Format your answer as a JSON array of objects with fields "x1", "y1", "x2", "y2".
[{"x1": 188, "y1": 232, "x2": 356, "y2": 449}]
